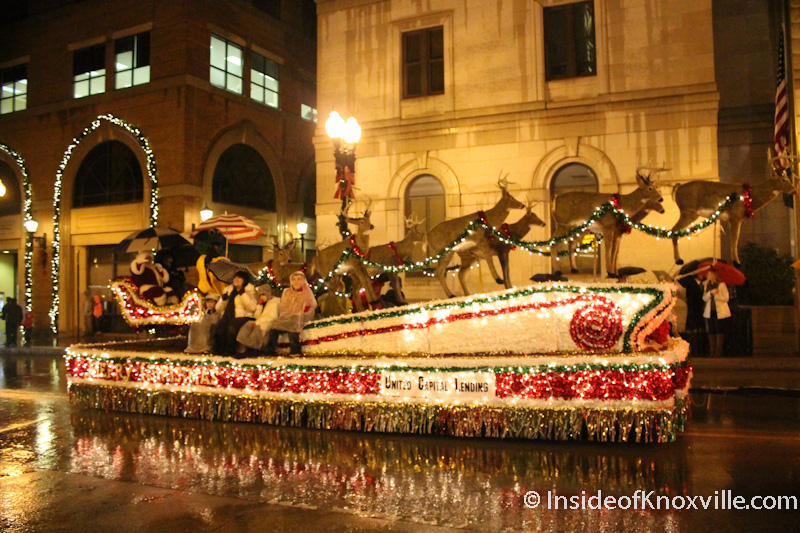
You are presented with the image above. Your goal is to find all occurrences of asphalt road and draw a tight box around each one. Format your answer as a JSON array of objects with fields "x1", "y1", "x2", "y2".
[{"x1": 1, "y1": 352, "x2": 799, "y2": 532}]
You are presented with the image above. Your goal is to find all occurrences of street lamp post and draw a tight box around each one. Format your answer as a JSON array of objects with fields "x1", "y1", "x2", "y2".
[
  {"x1": 296, "y1": 221, "x2": 308, "y2": 258},
  {"x1": 326, "y1": 111, "x2": 361, "y2": 230}
]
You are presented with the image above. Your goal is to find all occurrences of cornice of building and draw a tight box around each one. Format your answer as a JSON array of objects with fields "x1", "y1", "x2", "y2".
[{"x1": 312, "y1": 82, "x2": 720, "y2": 148}]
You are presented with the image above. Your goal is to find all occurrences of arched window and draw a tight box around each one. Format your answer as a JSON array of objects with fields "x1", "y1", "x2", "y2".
[
  {"x1": 0, "y1": 161, "x2": 21, "y2": 217},
  {"x1": 212, "y1": 144, "x2": 276, "y2": 211},
  {"x1": 550, "y1": 163, "x2": 599, "y2": 273},
  {"x1": 404, "y1": 174, "x2": 445, "y2": 233},
  {"x1": 73, "y1": 141, "x2": 144, "y2": 208}
]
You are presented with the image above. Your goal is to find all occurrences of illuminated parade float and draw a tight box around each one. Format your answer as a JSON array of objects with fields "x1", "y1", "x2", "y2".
[{"x1": 66, "y1": 281, "x2": 690, "y2": 443}]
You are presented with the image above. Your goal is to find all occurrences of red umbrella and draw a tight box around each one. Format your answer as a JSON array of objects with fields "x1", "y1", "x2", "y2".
[
  {"x1": 191, "y1": 214, "x2": 264, "y2": 243},
  {"x1": 696, "y1": 260, "x2": 746, "y2": 286}
]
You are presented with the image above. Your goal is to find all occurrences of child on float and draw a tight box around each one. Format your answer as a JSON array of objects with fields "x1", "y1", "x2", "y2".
[
  {"x1": 236, "y1": 284, "x2": 281, "y2": 355},
  {"x1": 214, "y1": 270, "x2": 257, "y2": 355},
  {"x1": 184, "y1": 293, "x2": 221, "y2": 353},
  {"x1": 264, "y1": 271, "x2": 317, "y2": 355}
]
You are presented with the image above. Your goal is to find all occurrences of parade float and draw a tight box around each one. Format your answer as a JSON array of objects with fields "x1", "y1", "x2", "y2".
[
  {"x1": 66, "y1": 164, "x2": 781, "y2": 443},
  {"x1": 66, "y1": 280, "x2": 690, "y2": 443}
]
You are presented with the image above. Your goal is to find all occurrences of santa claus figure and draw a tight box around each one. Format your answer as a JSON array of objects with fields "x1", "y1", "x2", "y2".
[{"x1": 130, "y1": 250, "x2": 177, "y2": 306}]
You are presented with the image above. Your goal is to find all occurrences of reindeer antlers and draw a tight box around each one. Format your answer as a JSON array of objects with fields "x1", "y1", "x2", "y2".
[
  {"x1": 405, "y1": 212, "x2": 425, "y2": 228},
  {"x1": 636, "y1": 162, "x2": 670, "y2": 185},
  {"x1": 524, "y1": 192, "x2": 539, "y2": 211},
  {"x1": 496, "y1": 171, "x2": 514, "y2": 190}
]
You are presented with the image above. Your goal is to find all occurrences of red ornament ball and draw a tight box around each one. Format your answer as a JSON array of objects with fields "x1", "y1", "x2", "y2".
[{"x1": 570, "y1": 298, "x2": 623, "y2": 351}]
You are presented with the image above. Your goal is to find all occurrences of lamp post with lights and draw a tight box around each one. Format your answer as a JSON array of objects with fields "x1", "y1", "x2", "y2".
[
  {"x1": 325, "y1": 110, "x2": 361, "y2": 215},
  {"x1": 296, "y1": 221, "x2": 308, "y2": 259}
]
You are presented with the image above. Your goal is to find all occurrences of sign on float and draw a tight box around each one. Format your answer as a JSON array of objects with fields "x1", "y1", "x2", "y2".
[{"x1": 379, "y1": 371, "x2": 496, "y2": 400}]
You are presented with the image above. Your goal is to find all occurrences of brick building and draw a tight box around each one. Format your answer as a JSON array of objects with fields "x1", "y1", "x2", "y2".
[{"x1": 0, "y1": 0, "x2": 318, "y2": 338}]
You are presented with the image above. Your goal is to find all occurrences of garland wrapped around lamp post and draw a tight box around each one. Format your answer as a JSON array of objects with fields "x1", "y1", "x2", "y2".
[
  {"x1": 0, "y1": 142, "x2": 34, "y2": 317},
  {"x1": 50, "y1": 114, "x2": 160, "y2": 333}
]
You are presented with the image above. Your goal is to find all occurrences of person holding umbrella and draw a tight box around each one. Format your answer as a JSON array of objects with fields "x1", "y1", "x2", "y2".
[
  {"x1": 702, "y1": 267, "x2": 731, "y2": 358},
  {"x1": 214, "y1": 270, "x2": 257, "y2": 355}
]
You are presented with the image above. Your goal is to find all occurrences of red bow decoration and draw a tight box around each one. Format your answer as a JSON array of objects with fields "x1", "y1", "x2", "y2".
[
  {"x1": 334, "y1": 166, "x2": 355, "y2": 200},
  {"x1": 742, "y1": 183, "x2": 754, "y2": 219}
]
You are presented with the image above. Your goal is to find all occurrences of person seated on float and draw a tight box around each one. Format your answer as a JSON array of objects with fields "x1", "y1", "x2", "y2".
[
  {"x1": 214, "y1": 270, "x2": 257, "y2": 355},
  {"x1": 236, "y1": 284, "x2": 281, "y2": 356},
  {"x1": 130, "y1": 250, "x2": 178, "y2": 306},
  {"x1": 317, "y1": 278, "x2": 352, "y2": 318},
  {"x1": 185, "y1": 293, "x2": 221, "y2": 354},
  {"x1": 381, "y1": 276, "x2": 405, "y2": 309},
  {"x1": 157, "y1": 251, "x2": 187, "y2": 299},
  {"x1": 264, "y1": 271, "x2": 317, "y2": 355},
  {"x1": 352, "y1": 272, "x2": 389, "y2": 311}
]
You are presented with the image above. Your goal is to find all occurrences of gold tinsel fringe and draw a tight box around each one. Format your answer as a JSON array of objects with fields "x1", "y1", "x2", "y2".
[{"x1": 68, "y1": 384, "x2": 689, "y2": 443}]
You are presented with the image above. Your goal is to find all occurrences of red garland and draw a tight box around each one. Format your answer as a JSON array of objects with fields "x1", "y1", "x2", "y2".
[
  {"x1": 495, "y1": 368, "x2": 676, "y2": 401},
  {"x1": 610, "y1": 194, "x2": 631, "y2": 233},
  {"x1": 478, "y1": 211, "x2": 496, "y2": 242},
  {"x1": 349, "y1": 235, "x2": 367, "y2": 258},
  {"x1": 304, "y1": 294, "x2": 610, "y2": 347},
  {"x1": 742, "y1": 183, "x2": 755, "y2": 218},
  {"x1": 388, "y1": 242, "x2": 406, "y2": 266},
  {"x1": 68, "y1": 356, "x2": 686, "y2": 402},
  {"x1": 569, "y1": 299, "x2": 624, "y2": 351},
  {"x1": 500, "y1": 223, "x2": 517, "y2": 250}
]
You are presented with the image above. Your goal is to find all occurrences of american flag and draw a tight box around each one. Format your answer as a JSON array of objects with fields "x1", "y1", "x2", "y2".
[{"x1": 774, "y1": 30, "x2": 790, "y2": 166}]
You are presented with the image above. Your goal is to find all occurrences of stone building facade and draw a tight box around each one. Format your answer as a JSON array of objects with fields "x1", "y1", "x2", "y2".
[
  {"x1": 314, "y1": 0, "x2": 726, "y2": 300},
  {"x1": 0, "y1": 0, "x2": 317, "y2": 337}
]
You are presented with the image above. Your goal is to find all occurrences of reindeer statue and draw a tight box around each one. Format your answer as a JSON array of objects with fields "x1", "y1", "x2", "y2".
[
  {"x1": 550, "y1": 168, "x2": 665, "y2": 277},
  {"x1": 456, "y1": 199, "x2": 545, "y2": 294},
  {"x1": 425, "y1": 175, "x2": 526, "y2": 298},
  {"x1": 309, "y1": 200, "x2": 377, "y2": 311},
  {"x1": 603, "y1": 198, "x2": 666, "y2": 278},
  {"x1": 364, "y1": 214, "x2": 426, "y2": 305},
  {"x1": 260, "y1": 234, "x2": 301, "y2": 286},
  {"x1": 670, "y1": 149, "x2": 798, "y2": 266}
]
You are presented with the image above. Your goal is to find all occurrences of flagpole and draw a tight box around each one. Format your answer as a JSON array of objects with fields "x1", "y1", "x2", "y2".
[{"x1": 783, "y1": 0, "x2": 800, "y2": 354}]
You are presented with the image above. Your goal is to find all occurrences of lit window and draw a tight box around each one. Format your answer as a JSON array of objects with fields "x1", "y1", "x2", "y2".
[
  {"x1": 251, "y1": 52, "x2": 279, "y2": 108},
  {"x1": 0, "y1": 64, "x2": 27, "y2": 114},
  {"x1": 73, "y1": 44, "x2": 106, "y2": 98},
  {"x1": 115, "y1": 32, "x2": 150, "y2": 90},
  {"x1": 301, "y1": 104, "x2": 317, "y2": 122},
  {"x1": 210, "y1": 35, "x2": 243, "y2": 94},
  {"x1": 543, "y1": 1, "x2": 596, "y2": 81},
  {"x1": 402, "y1": 26, "x2": 444, "y2": 99}
]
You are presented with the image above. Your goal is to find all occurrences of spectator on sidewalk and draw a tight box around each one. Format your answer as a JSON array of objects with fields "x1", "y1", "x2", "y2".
[{"x1": 2, "y1": 297, "x2": 23, "y2": 347}]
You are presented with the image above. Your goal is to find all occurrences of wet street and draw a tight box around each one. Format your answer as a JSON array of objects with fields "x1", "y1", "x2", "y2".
[{"x1": 1, "y1": 352, "x2": 799, "y2": 532}]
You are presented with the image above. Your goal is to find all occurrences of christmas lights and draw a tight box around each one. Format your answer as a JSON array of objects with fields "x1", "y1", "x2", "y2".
[
  {"x1": 65, "y1": 337, "x2": 690, "y2": 443},
  {"x1": 279, "y1": 194, "x2": 735, "y2": 298},
  {"x1": 50, "y1": 114, "x2": 160, "y2": 332},
  {"x1": 0, "y1": 142, "x2": 34, "y2": 317},
  {"x1": 110, "y1": 278, "x2": 202, "y2": 327},
  {"x1": 300, "y1": 283, "x2": 675, "y2": 354}
]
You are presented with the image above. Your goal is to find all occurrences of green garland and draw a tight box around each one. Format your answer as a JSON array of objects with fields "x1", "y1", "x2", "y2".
[
  {"x1": 65, "y1": 350, "x2": 685, "y2": 375},
  {"x1": 260, "y1": 194, "x2": 739, "y2": 296}
]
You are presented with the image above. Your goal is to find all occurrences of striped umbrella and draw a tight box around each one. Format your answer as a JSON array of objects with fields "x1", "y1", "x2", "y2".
[
  {"x1": 116, "y1": 227, "x2": 193, "y2": 253},
  {"x1": 190, "y1": 214, "x2": 264, "y2": 243}
]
